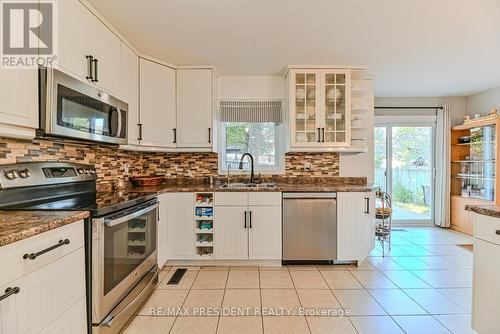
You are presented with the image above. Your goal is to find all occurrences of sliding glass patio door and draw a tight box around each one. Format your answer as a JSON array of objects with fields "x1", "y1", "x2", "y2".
[{"x1": 375, "y1": 125, "x2": 435, "y2": 224}]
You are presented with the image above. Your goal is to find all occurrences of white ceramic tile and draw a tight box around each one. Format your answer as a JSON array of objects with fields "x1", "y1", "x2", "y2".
[
  {"x1": 170, "y1": 316, "x2": 219, "y2": 334},
  {"x1": 217, "y1": 316, "x2": 263, "y2": 334},
  {"x1": 333, "y1": 290, "x2": 387, "y2": 316},
  {"x1": 436, "y1": 288, "x2": 472, "y2": 312},
  {"x1": 296, "y1": 289, "x2": 342, "y2": 313},
  {"x1": 290, "y1": 270, "x2": 329, "y2": 289},
  {"x1": 306, "y1": 316, "x2": 357, "y2": 334},
  {"x1": 368, "y1": 289, "x2": 427, "y2": 315},
  {"x1": 351, "y1": 270, "x2": 398, "y2": 289},
  {"x1": 435, "y1": 314, "x2": 478, "y2": 334},
  {"x1": 138, "y1": 290, "x2": 189, "y2": 316},
  {"x1": 261, "y1": 289, "x2": 301, "y2": 316},
  {"x1": 260, "y1": 271, "x2": 294, "y2": 289},
  {"x1": 366, "y1": 256, "x2": 405, "y2": 271},
  {"x1": 222, "y1": 289, "x2": 261, "y2": 315},
  {"x1": 320, "y1": 270, "x2": 364, "y2": 290},
  {"x1": 411, "y1": 270, "x2": 472, "y2": 288},
  {"x1": 402, "y1": 289, "x2": 469, "y2": 315},
  {"x1": 226, "y1": 270, "x2": 260, "y2": 289},
  {"x1": 349, "y1": 316, "x2": 404, "y2": 334},
  {"x1": 191, "y1": 270, "x2": 228, "y2": 289},
  {"x1": 381, "y1": 270, "x2": 431, "y2": 289},
  {"x1": 123, "y1": 316, "x2": 176, "y2": 334},
  {"x1": 263, "y1": 316, "x2": 310, "y2": 334},
  {"x1": 393, "y1": 315, "x2": 451, "y2": 334}
]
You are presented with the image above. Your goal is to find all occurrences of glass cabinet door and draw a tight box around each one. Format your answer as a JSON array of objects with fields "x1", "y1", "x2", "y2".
[
  {"x1": 322, "y1": 71, "x2": 350, "y2": 145},
  {"x1": 294, "y1": 71, "x2": 319, "y2": 144}
]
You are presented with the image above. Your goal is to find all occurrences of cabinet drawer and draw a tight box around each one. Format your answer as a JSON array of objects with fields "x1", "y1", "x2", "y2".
[
  {"x1": 474, "y1": 214, "x2": 500, "y2": 246},
  {"x1": 215, "y1": 192, "x2": 248, "y2": 206},
  {"x1": 0, "y1": 220, "x2": 84, "y2": 287},
  {"x1": 39, "y1": 297, "x2": 87, "y2": 334},
  {"x1": 248, "y1": 192, "x2": 282, "y2": 206}
]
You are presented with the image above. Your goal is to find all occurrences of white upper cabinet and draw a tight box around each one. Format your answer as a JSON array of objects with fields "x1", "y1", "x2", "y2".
[
  {"x1": 176, "y1": 69, "x2": 213, "y2": 148},
  {"x1": 139, "y1": 58, "x2": 177, "y2": 148},
  {"x1": 120, "y1": 43, "x2": 140, "y2": 145},
  {"x1": 55, "y1": 0, "x2": 121, "y2": 95},
  {"x1": 288, "y1": 68, "x2": 360, "y2": 151},
  {"x1": 0, "y1": 69, "x2": 38, "y2": 139}
]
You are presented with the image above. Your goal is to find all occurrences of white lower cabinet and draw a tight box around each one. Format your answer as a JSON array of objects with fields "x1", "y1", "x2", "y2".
[
  {"x1": 0, "y1": 220, "x2": 86, "y2": 334},
  {"x1": 472, "y1": 214, "x2": 500, "y2": 334},
  {"x1": 215, "y1": 192, "x2": 282, "y2": 260},
  {"x1": 337, "y1": 192, "x2": 375, "y2": 262},
  {"x1": 215, "y1": 206, "x2": 248, "y2": 259},
  {"x1": 162, "y1": 193, "x2": 195, "y2": 260}
]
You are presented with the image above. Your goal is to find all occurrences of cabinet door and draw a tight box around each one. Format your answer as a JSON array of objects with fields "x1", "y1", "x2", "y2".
[
  {"x1": 248, "y1": 205, "x2": 282, "y2": 260},
  {"x1": 0, "y1": 69, "x2": 38, "y2": 138},
  {"x1": 472, "y1": 238, "x2": 500, "y2": 333},
  {"x1": 337, "y1": 192, "x2": 374, "y2": 262},
  {"x1": 0, "y1": 249, "x2": 86, "y2": 334},
  {"x1": 90, "y1": 16, "x2": 121, "y2": 94},
  {"x1": 289, "y1": 70, "x2": 322, "y2": 146},
  {"x1": 176, "y1": 69, "x2": 213, "y2": 148},
  {"x1": 121, "y1": 43, "x2": 140, "y2": 145},
  {"x1": 321, "y1": 70, "x2": 351, "y2": 146},
  {"x1": 214, "y1": 206, "x2": 248, "y2": 259},
  {"x1": 139, "y1": 59, "x2": 177, "y2": 148},
  {"x1": 55, "y1": 0, "x2": 91, "y2": 80},
  {"x1": 165, "y1": 193, "x2": 195, "y2": 259}
]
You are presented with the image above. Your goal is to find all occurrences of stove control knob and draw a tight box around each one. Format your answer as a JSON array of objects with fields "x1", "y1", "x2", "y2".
[
  {"x1": 5, "y1": 170, "x2": 17, "y2": 180},
  {"x1": 18, "y1": 169, "x2": 30, "y2": 178},
  {"x1": 89, "y1": 169, "x2": 96, "y2": 174},
  {"x1": 84, "y1": 169, "x2": 90, "y2": 174},
  {"x1": 77, "y1": 168, "x2": 85, "y2": 174}
]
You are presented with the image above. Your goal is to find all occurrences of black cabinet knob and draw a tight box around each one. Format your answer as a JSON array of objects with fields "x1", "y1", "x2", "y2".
[{"x1": 496, "y1": 230, "x2": 500, "y2": 235}]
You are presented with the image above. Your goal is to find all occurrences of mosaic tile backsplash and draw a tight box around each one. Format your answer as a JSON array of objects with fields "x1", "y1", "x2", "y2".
[{"x1": 0, "y1": 137, "x2": 340, "y2": 189}]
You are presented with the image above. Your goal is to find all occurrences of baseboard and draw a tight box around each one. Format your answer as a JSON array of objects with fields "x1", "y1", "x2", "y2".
[{"x1": 165, "y1": 260, "x2": 282, "y2": 267}]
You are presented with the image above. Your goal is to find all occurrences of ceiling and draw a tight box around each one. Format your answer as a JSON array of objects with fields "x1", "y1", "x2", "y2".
[{"x1": 87, "y1": 0, "x2": 500, "y2": 97}]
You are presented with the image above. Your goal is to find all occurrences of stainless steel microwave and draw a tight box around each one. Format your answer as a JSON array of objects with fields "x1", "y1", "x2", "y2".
[{"x1": 39, "y1": 68, "x2": 128, "y2": 145}]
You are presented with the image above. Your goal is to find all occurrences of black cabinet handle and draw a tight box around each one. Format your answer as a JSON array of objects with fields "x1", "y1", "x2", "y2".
[
  {"x1": 0, "y1": 287, "x2": 20, "y2": 301},
  {"x1": 249, "y1": 211, "x2": 252, "y2": 228},
  {"x1": 322, "y1": 128, "x2": 325, "y2": 142},
  {"x1": 496, "y1": 230, "x2": 500, "y2": 235},
  {"x1": 85, "y1": 55, "x2": 93, "y2": 81},
  {"x1": 208, "y1": 128, "x2": 212, "y2": 143},
  {"x1": 244, "y1": 211, "x2": 247, "y2": 228},
  {"x1": 137, "y1": 123, "x2": 143, "y2": 141},
  {"x1": 317, "y1": 128, "x2": 321, "y2": 142},
  {"x1": 92, "y1": 58, "x2": 99, "y2": 82},
  {"x1": 23, "y1": 239, "x2": 70, "y2": 260},
  {"x1": 173, "y1": 128, "x2": 177, "y2": 144},
  {"x1": 364, "y1": 198, "x2": 370, "y2": 214}
]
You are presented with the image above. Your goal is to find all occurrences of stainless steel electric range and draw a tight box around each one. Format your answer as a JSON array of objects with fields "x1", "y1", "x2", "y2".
[{"x1": 0, "y1": 162, "x2": 159, "y2": 334}]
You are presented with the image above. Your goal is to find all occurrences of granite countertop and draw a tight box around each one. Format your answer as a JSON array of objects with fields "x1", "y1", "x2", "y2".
[
  {"x1": 0, "y1": 211, "x2": 89, "y2": 247},
  {"x1": 465, "y1": 204, "x2": 500, "y2": 219}
]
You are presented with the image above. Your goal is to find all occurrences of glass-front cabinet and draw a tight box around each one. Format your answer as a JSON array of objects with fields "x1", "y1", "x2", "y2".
[{"x1": 289, "y1": 69, "x2": 351, "y2": 148}]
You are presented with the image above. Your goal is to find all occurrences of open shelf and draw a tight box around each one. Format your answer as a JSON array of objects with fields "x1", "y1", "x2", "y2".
[{"x1": 194, "y1": 193, "x2": 214, "y2": 259}]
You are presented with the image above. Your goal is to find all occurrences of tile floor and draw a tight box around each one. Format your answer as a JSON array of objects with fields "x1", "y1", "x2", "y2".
[{"x1": 124, "y1": 227, "x2": 477, "y2": 334}]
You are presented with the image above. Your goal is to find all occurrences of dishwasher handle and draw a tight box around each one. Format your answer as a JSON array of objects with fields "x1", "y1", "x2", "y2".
[{"x1": 283, "y1": 192, "x2": 336, "y2": 199}]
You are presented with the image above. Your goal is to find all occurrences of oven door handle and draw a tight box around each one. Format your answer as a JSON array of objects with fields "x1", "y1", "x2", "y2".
[{"x1": 104, "y1": 203, "x2": 158, "y2": 227}]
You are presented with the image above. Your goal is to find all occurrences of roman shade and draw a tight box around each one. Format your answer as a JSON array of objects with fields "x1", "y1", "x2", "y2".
[{"x1": 219, "y1": 100, "x2": 283, "y2": 123}]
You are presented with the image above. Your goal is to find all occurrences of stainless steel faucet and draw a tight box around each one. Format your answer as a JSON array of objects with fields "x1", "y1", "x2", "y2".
[{"x1": 238, "y1": 153, "x2": 255, "y2": 184}]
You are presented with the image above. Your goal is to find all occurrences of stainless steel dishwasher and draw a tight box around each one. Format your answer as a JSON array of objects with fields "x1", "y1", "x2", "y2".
[{"x1": 282, "y1": 193, "x2": 337, "y2": 264}]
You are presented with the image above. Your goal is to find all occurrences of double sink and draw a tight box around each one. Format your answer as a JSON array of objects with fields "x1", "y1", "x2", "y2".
[{"x1": 218, "y1": 182, "x2": 277, "y2": 189}]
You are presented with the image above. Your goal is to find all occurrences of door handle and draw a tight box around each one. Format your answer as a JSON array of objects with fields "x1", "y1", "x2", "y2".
[
  {"x1": 0, "y1": 287, "x2": 20, "y2": 301},
  {"x1": 244, "y1": 210, "x2": 247, "y2": 228},
  {"x1": 249, "y1": 211, "x2": 252, "y2": 228},
  {"x1": 23, "y1": 239, "x2": 70, "y2": 260},
  {"x1": 364, "y1": 197, "x2": 370, "y2": 214},
  {"x1": 317, "y1": 128, "x2": 321, "y2": 142},
  {"x1": 137, "y1": 123, "x2": 143, "y2": 141},
  {"x1": 173, "y1": 128, "x2": 177, "y2": 144},
  {"x1": 321, "y1": 128, "x2": 325, "y2": 142},
  {"x1": 85, "y1": 55, "x2": 94, "y2": 81},
  {"x1": 208, "y1": 128, "x2": 212, "y2": 143},
  {"x1": 92, "y1": 58, "x2": 99, "y2": 82}
]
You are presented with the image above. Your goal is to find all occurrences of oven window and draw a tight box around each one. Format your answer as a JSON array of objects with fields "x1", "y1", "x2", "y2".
[
  {"x1": 103, "y1": 208, "x2": 157, "y2": 295},
  {"x1": 57, "y1": 84, "x2": 118, "y2": 136}
]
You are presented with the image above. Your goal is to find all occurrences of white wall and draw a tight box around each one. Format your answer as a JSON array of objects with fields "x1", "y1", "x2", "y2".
[
  {"x1": 217, "y1": 75, "x2": 286, "y2": 100},
  {"x1": 465, "y1": 86, "x2": 500, "y2": 116},
  {"x1": 375, "y1": 96, "x2": 467, "y2": 125}
]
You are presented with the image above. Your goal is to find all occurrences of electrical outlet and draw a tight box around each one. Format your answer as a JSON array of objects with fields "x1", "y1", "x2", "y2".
[
  {"x1": 123, "y1": 163, "x2": 130, "y2": 174},
  {"x1": 304, "y1": 162, "x2": 312, "y2": 171}
]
